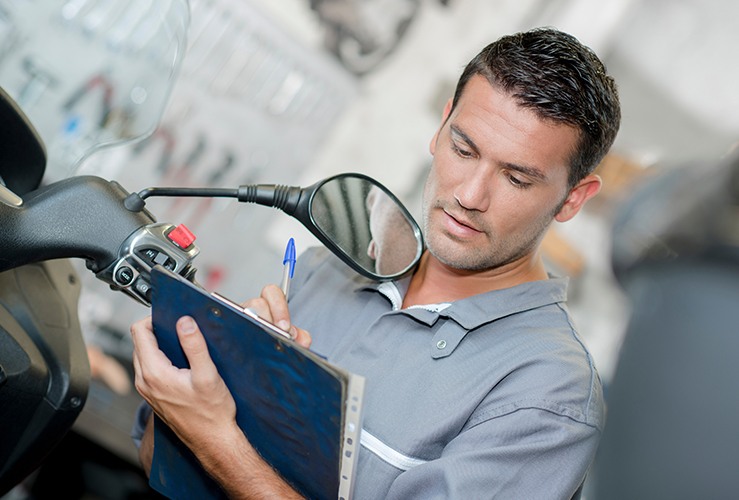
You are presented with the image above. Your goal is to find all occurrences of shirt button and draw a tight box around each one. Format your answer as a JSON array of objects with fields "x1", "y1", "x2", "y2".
[{"x1": 436, "y1": 340, "x2": 447, "y2": 349}]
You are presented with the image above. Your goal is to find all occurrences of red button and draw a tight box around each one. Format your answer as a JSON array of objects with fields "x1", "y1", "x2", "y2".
[{"x1": 167, "y1": 224, "x2": 196, "y2": 249}]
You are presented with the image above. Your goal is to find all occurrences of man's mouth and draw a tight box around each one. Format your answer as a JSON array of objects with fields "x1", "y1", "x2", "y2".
[{"x1": 442, "y1": 209, "x2": 484, "y2": 236}]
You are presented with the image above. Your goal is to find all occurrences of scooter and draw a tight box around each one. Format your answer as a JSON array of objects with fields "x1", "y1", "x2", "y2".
[{"x1": 0, "y1": 86, "x2": 424, "y2": 495}]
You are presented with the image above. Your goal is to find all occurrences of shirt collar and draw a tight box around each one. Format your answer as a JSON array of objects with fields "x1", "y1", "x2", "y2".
[{"x1": 360, "y1": 276, "x2": 569, "y2": 330}]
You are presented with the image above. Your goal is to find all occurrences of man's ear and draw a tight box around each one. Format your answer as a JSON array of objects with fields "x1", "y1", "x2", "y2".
[
  {"x1": 429, "y1": 98, "x2": 454, "y2": 155},
  {"x1": 554, "y1": 174, "x2": 602, "y2": 222}
]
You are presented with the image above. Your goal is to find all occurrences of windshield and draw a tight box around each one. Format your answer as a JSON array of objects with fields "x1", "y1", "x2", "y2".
[{"x1": 0, "y1": 0, "x2": 190, "y2": 182}]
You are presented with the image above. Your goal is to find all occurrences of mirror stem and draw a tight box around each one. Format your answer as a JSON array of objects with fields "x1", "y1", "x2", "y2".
[
  {"x1": 124, "y1": 187, "x2": 238, "y2": 212},
  {"x1": 124, "y1": 184, "x2": 302, "y2": 215},
  {"x1": 236, "y1": 184, "x2": 301, "y2": 215}
]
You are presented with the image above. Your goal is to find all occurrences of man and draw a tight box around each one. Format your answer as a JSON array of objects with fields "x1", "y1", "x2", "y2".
[{"x1": 131, "y1": 27, "x2": 620, "y2": 498}]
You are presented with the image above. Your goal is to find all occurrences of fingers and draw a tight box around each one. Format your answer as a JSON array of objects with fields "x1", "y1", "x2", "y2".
[
  {"x1": 130, "y1": 315, "x2": 237, "y2": 450},
  {"x1": 239, "y1": 285, "x2": 311, "y2": 345},
  {"x1": 261, "y1": 284, "x2": 291, "y2": 331},
  {"x1": 130, "y1": 316, "x2": 160, "y2": 370},
  {"x1": 243, "y1": 284, "x2": 292, "y2": 332},
  {"x1": 175, "y1": 316, "x2": 219, "y2": 386},
  {"x1": 292, "y1": 327, "x2": 312, "y2": 349},
  {"x1": 130, "y1": 315, "x2": 167, "y2": 403}
]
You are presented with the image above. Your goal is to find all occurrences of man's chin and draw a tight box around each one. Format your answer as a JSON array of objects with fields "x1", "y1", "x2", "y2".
[{"x1": 427, "y1": 242, "x2": 495, "y2": 272}]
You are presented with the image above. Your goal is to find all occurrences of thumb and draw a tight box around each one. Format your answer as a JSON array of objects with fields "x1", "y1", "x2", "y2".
[{"x1": 176, "y1": 316, "x2": 215, "y2": 372}]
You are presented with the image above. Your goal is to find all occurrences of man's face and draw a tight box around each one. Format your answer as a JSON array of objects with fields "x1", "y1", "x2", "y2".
[{"x1": 422, "y1": 75, "x2": 582, "y2": 272}]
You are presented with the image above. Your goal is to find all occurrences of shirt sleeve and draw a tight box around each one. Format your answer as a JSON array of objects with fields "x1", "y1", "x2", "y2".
[
  {"x1": 383, "y1": 407, "x2": 599, "y2": 500},
  {"x1": 130, "y1": 400, "x2": 153, "y2": 448}
]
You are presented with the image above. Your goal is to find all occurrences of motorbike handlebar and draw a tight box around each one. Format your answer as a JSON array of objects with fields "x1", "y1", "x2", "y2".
[{"x1": 0, "y1": 175, "x2": 200, "y2": 306}]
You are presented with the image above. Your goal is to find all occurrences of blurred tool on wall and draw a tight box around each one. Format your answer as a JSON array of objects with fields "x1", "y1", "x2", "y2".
[{"x1": 308, "y1": 0, "x2": 451, "y2": 75}]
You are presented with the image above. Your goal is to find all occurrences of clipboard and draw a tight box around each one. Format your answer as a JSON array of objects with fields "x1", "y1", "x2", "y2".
[{"x1": 148, "y1": 266, "x2": 364, "y2": 499}]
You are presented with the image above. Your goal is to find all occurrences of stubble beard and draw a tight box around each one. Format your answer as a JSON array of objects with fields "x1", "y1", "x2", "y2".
[{"x1": 421, "y1": 198, "x2": 557, "y2": 273}]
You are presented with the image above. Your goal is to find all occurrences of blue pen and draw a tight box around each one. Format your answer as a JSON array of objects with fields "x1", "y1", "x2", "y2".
[{"x1": 280, "y1": 237, "x2": 296, "y2": 299}]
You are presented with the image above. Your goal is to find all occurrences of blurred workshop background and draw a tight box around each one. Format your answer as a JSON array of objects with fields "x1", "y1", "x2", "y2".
[{"x1": 1, "y1": 0, "x2": 738, "y2": 498}]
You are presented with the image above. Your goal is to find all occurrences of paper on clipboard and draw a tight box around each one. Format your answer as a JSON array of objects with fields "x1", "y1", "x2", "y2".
[{"x1": 148, "y1": 266, "x2": 364, "y2": 500}]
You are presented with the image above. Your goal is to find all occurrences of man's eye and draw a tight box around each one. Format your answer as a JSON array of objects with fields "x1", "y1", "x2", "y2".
[
  {"x1": 452, "y1": 144, "x2": 474, "y2": 159},
  {"x1": 507, "y1": 174, "x2": 532, "y2": 189}
]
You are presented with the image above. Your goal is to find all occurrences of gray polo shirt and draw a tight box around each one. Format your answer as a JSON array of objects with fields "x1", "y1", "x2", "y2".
[{"x1": 289, "y1": 247, "x2": 604, "y2": 500}]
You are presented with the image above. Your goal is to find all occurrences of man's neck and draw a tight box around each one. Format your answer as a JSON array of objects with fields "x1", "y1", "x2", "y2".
[{"x1": 402, "y1": 251, "x2": 549, "y2": 308}]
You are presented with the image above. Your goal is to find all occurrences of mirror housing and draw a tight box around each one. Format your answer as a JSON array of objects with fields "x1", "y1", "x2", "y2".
[
  {"x1": 300, "y1": 173, "x2": 424, "y2": 280},
  {"x1": 239, "y1": 173, "x2": 424, "y2": 280}
]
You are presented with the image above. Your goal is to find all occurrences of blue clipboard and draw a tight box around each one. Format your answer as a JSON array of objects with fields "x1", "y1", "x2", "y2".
[{"x1": 148, "y1": 266, "x2": 364, "y2": 499}]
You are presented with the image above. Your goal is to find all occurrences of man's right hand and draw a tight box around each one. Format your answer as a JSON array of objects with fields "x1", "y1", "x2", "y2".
[{"x1": 242, "y1": 284, "x2": 312, "y2": 348}]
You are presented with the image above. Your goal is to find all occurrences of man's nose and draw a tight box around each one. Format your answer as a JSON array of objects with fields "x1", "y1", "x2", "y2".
[{"x1": 454, "y1": 172, "x2": 491, "y2": 212}]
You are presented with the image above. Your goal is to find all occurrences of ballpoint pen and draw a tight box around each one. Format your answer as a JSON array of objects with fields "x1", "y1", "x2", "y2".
[{"x1": 280, "y1": 237, "x2": 296, "y2": 300}]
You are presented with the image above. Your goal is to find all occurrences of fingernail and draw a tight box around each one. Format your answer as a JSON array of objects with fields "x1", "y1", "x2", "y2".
[
  {"x1": 277, "y1": 320, "x2": 290, "y2": 332},
  {"x1": 179, "y1": 316, "x2": 196, "y2": 334}
]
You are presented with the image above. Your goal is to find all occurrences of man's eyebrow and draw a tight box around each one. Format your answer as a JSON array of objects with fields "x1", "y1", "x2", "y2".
[
  {"x1": 450, "y1": 124, "x2": 480, "y2": 154},
  {"x1": 451, "y1": 124, "x2": 549, "y2": 182},
  {"x1": 501, "y1": 161, "x2": 549, "y2": 182}
]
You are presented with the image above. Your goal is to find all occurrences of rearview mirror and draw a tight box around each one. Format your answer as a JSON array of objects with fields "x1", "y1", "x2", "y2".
[
  {"x1": 131, "y1": 172, "x2": 425, "y2": 281},
  {"x1": 304, "y1": 173, "x2": 424, "y2": 279}
]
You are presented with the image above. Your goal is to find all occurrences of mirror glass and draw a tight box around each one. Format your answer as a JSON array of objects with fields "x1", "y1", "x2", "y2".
[
  {"x1": 0, "y1": 0, "x2": 189, "y2": 182},
  {"x1": 309, "y1": 174, "x2": 423, "y2": 279}
]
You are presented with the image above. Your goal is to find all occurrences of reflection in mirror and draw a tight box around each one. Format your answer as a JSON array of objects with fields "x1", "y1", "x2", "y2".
[{"x1": 310, "y1": 175, "x2": 422, "y2": 278}]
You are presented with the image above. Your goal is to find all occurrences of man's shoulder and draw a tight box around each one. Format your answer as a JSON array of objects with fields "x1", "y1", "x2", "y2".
[
  {"x1": 470, "y1": 302, "x2": 604, "y2": 429},
  {"x1": 293, "y1": 246, "x2": 347, "y2": 284}
]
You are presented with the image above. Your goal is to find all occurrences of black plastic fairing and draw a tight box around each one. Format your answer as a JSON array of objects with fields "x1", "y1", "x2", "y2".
[{"x1": 0, "y1": 87, "x2": 46, "y2": 196}]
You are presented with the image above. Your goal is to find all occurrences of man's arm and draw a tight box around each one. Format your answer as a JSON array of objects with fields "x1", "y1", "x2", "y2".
[
  {"x1": 138, "y1": 414, "x2": 303, "y2": 499},
  {"x1": 381, "y1": 408, "x2": 599, "y2": 500},
  {"x1": 130, "y1": 285, "x2": 310, "y2": 498}
]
